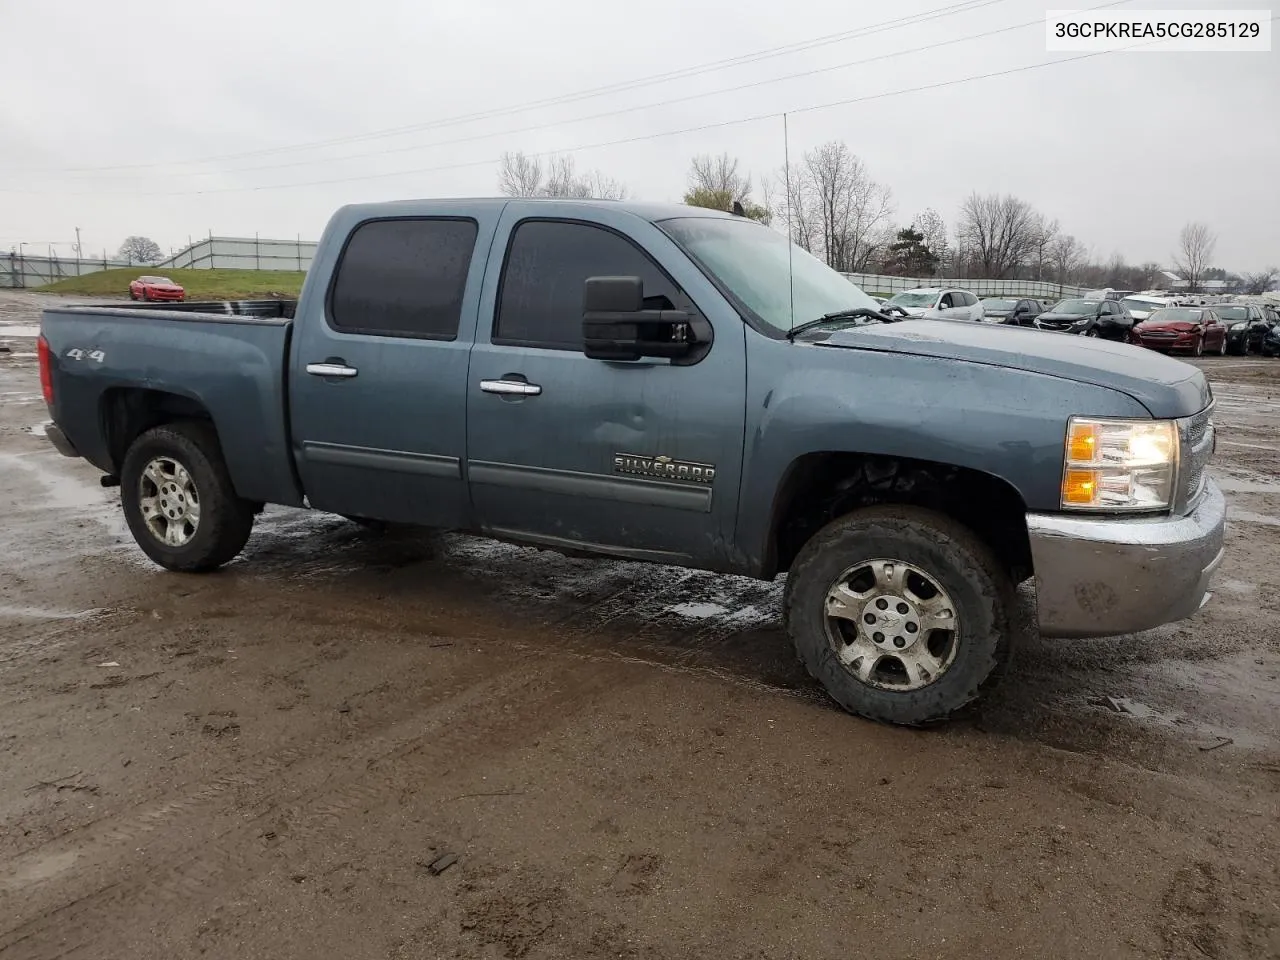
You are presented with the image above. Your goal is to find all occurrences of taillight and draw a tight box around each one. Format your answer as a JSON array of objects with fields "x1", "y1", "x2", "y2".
[{"x1": 37, "y1": 335, "x2": 53, "y2": 406}]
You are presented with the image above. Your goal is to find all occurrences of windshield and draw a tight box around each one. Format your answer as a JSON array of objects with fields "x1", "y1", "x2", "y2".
[
  {"x1": 887, "y1": 291, "x2": 939, "y2": 308},
  {"x1": 660, "y1": 217, "x2": 880, "y2": 333},
  {"x1": 141, "y1": 276, "x2": 174, "y2": 284},
  {"x1": 1147, "y1": 308, "x2": 1202, "y2": 324},
  {"x1": 1050, "y1": 299, "x2": 1100, "y2": 316},
  {"x1": 1121, "y1": 298, "x2": 1163, "y2": 314},
  {"x1": 1215, "y1": 306, "x2": 1248, "y2": 320},
  {"x1": 981, "y1": 298, "x2": 1017, "y2": 311}
]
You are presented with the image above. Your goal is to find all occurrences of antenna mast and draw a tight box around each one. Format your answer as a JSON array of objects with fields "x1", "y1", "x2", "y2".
[{"x1": 783, "y1": 112, "x2": 795, "y2": 332}]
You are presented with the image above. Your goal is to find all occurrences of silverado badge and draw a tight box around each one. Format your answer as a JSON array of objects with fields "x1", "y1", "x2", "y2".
[{"x1": 614, "y1": 453, "x2": 716, "y2": 484}]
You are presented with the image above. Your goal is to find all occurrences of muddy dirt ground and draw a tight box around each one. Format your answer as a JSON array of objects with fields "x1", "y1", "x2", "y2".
[{"x1": 1, "y1": 291, "x2": 1278, "y2": 959}]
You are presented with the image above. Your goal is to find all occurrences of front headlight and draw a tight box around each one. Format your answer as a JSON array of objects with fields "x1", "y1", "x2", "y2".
[
  {"x1": 1231, "y1": 322, "x2": 1248, "y2": 331},
  {"x1": 1061, "y1": 417, "x2": 1178, "y2": 512}
]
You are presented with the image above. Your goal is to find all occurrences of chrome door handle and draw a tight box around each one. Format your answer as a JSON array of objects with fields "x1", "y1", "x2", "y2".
[
  {"x1": 306, "y1": 362, "x2": 358, "y2": 378},
  {"x1": 480, "y1": 379, "x2": 542, "y2": 397}
]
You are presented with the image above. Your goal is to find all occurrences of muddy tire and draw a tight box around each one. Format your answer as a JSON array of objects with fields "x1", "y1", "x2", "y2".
[
  {"x1": 784, "y1": 505, "x2": 1013, "y2": 726},
  {"x1": 120, "y1": 421, "x2": 254, "y2": 572}
]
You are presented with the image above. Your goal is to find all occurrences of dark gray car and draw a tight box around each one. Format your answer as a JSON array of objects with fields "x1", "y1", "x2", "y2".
[
  {"x1": 981, "y1": 297, "x2": 1046, "y2": 326},
  {"x1": 1034, "y1": 298, "x2": 1135, "y2": 341}
]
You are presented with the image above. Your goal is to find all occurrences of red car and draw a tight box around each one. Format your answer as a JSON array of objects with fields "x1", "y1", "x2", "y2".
[
  {"x1": 1129, "y1": 306, "x2": 1227, "y2": 357},
  {"x1": 129, "y1": 275, "x2": 185, "y2": 302}
]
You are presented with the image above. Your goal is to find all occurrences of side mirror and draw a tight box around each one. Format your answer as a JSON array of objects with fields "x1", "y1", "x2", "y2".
[{"x1": 581, "y1": 276, "x2": 707, "y2": 363}]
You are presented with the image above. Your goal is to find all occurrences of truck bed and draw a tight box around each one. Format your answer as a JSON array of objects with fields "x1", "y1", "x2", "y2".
[{"x1": 39, "y1": 304, "x2": 303, "y2": 507}]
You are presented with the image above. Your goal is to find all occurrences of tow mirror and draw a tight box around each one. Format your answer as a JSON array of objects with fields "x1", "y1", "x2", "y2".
[{"x1": 582, "y1": 276, "x2": 709, "y2": 363}]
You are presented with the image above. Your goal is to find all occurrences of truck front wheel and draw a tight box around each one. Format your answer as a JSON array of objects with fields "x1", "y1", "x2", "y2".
[
  {"x1": 120, "y1": 422, "x2": 255, "y2": 572},
  {"x1": 784, "y1": 505, "x2": 1013, "y2": 726}
]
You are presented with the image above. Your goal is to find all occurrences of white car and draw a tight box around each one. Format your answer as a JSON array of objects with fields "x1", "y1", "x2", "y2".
[
  {"x1": 883, "y1": 287, "x2": 984, "y2": 321},
  {"x1": 1120, "y1": 294, "x2": 1179, "y2": 322}
]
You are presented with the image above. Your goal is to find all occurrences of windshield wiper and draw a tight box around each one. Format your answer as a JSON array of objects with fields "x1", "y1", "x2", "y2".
[{"x1": 785, "y1": 307, "x2": 896, "y2": 341}]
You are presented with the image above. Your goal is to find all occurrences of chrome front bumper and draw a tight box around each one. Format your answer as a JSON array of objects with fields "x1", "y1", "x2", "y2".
[{"x1": 1027, "y1": 478, "x2": 1226, "y2": 638}]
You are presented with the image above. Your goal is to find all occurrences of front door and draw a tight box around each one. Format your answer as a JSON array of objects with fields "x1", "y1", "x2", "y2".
[
  {"x1": 464, "y1": 204, "x2": 747, "y2": 570},
  {"x1": 290, "y1": 207, "x2": 499, "y2": 526}
]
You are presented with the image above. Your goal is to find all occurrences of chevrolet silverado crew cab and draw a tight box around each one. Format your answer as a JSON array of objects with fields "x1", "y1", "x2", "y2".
[{"x1": 38, "y1": 199, "x2": 1225, "y2": 725}]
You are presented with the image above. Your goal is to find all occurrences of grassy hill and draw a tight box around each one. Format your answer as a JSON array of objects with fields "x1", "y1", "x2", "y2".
[{"x1": 41, "y1": 268, "x2": 306, "y2": 301}]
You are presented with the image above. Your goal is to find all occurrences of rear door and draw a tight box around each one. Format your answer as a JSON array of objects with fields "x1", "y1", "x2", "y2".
[
  {"x1": 289, "y1": 204, "x2": 502, "y2": 526},
  {"x1": 464, "y1": 203, "x2": 747, "y2": 569}
]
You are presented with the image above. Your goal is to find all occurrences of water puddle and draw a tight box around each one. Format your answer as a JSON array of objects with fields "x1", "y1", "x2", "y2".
[{"x1": 0, "y1": 604, "x2": 101, "y2": 621}]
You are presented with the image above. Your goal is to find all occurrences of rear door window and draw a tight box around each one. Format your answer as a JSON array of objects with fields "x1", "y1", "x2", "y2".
[{"x1": 329, "y1": 218, "x2": 478, "y2": 339}]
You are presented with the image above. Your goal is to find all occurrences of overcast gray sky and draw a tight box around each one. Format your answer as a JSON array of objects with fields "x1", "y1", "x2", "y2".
[{"x1": 2, "y1": 0, "x2": 1277, "y2": 271}]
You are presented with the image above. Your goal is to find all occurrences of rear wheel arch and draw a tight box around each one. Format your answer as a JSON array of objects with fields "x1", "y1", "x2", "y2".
[
  {"x1": 762, "y1": 451, "x2": 1033, "y2": 584},
  {"x1": 100, "y1": 387, "x2": 219, "y2": 474}
]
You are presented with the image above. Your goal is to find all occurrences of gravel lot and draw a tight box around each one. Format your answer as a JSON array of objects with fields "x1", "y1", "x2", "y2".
[{"x1": 2, "y1": 291, "x2": 1278, "y2": 960}]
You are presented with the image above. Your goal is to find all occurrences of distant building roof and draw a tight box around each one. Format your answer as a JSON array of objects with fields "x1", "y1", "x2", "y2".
[{"x1": 1159, "y1": 270, "x2": 1182, "y2": 282}]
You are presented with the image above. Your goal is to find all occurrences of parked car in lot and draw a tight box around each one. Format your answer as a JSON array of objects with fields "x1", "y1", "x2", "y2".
[
  {"x1": 1130, "y1": 307, "x2": 1228, "y2": 357},
  {"x1": 884, "y1": 287, "x2": 983, "y2": 321},
  {"x1": 1216, "y1": 304, "x2": 1272, "y2": 354},
  {"x1": 37, "y1": 198, "x2": 1224, "y2": 726},
  {"x1": 979, "y1": 297, "x2": 1047, "y2": 325},
  {"x1": 1034, "y1": 298, "x2": 1135, "y2": 341},
  {"x1": 129, "y1": 275, "x2": 185, "y2": 302},
  {"x1": 1261, "y1": 322, "x2": 1280, "y2": 357},
  {"x1": 1119, "y1": 295, "x2": 1177, "y2": 323}
]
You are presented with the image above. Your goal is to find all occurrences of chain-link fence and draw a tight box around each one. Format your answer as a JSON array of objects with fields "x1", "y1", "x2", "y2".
[
  {"x1": 160, "y1": 236, "x2": 316, "y2": 272},
  {"x1": 2, "y1": 236, "x2": 317, "y2": 288},
  {"x1": 844, "y1": 273, "x2": 1086, "y2": 299},
  {"x1": 1, "y1": 252, "x2": 133, "y2": 288}
]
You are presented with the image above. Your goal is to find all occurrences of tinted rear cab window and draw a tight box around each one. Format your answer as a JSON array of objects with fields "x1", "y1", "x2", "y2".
[{"x1": 329, "y1": 218, "x2": 478, "y2": 339}]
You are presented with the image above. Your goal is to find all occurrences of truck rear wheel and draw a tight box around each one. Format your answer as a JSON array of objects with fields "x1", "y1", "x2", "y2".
[
  {"x1": 784, "y1": 505, "x2": 1013, "y2": 726},
  {"x1": 120, "y1": 422, "x2": 255, "y2": 572}
]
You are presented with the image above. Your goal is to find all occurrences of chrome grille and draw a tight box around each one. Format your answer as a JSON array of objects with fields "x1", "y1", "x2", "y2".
[{"x1": 1176, "y1": 404, "x2": 1214, "y2": 513}]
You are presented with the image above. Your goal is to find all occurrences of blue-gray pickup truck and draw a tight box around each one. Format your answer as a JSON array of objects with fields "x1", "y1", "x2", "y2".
[{"x1": 37, "y1": 199, "x2": 1225, "y2": 725}]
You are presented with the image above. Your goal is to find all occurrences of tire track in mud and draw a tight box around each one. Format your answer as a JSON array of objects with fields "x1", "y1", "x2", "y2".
[{"x1": 0, "y1": 659, "x2": 639, "y2": 960}]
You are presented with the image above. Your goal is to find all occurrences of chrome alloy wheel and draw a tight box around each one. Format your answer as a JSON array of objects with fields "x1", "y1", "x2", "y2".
[
  {"x1": 823, "y1": 559, "x2": 959, "y2": 691},
  {"x1": 138, "y1": 456, "x2": 201, "y2": 547}
]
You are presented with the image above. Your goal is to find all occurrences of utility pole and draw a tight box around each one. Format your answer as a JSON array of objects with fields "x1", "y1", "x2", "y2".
[{"x1": 74, "y1": 227, "x2": 82, "y2": 275}]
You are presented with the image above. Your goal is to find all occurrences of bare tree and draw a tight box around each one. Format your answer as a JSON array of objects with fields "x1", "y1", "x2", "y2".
[
  {"x1": 1173, "y1": 222, "x2": 1217, "y2": 292},
  {"x1": 957, "y1": 193, "x2": 1042, "y2": 278},
  {"x1": 116, "y1": 236, "x2": 163, "y2": 265},
  {"x1": 498, "y1": 151, "x2": 543, "y2": 197},
  {"x1": 913, "y1": 208, "x2": 949, "y2": 274},
  {"x1": 543, "y1": 155, "x2": 591, "y2": 198},
  {"x1": 1047, "y1": 234, "x2": 1083, "y2": 285},
  {"x1": 773, "y1": 141, "x2": 894, "y2": 272},
  {"x1": 688, "y1": 153, "x2": 752, "y2": 202},
  {"x1": 1032, "y1": 217, "x2": 1059, "y2": 281},
  {"x1": 580, "y1": 169, "x2": 628, "y2": 201},
  {"x1": 683, "y1": 153, "x2": 769, "y2": 221},
  {"x1": 1242, "y1": 267, "x2": 1278, "y2": 295},
  {"x1": 497, "y1": 151, "x2": 627, "y2": 200}
]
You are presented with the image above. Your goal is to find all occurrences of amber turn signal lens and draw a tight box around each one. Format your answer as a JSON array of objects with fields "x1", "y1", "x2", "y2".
[
  {"x1": 1062, "y1": 469, "x2": 1098, "y2": 505},
  {"x1": 1067, "y1": 422, "x2": 1098, "y2": 463}
]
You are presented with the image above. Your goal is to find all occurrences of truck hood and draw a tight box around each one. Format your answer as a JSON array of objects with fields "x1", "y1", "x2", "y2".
[{"x1": 807, "y1": 319, "x2": 1210, "y2": 418}]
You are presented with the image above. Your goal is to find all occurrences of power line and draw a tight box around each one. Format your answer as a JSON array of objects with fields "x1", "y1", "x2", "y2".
[
  {"x1": 124, "y1": 51, "x2": 1131, "y2": 197},
  {"x1": 17, "y1": 11, "x2": 1267, "y2": 200},
  {"x1": 3, "y1": 0, "x2": 1010, "y2": 176},
  {"x1": 38, "y1": 0, "x2": 1133, "y2": 185}
]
